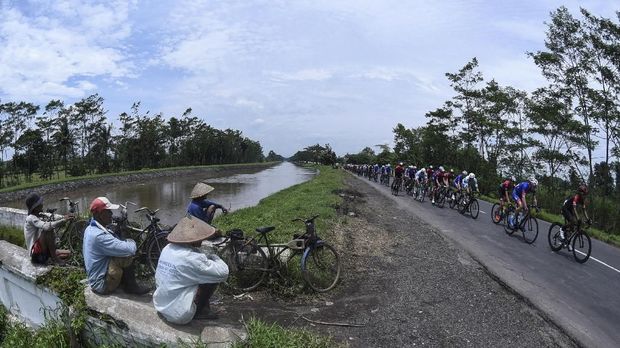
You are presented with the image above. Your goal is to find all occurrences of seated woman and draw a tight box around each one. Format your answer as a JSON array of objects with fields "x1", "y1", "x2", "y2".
[{"x1": 23, "y1": 193, "x2": 72, "y2": 265}]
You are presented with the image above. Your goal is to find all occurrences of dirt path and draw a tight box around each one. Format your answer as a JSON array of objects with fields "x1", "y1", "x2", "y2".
[{"x1": 217, "y1": 174, "x2": 577, "y2": 347}]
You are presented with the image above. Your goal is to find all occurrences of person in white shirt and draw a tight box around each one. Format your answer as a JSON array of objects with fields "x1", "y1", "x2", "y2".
[
  {"x1": 23, "y1": 193, "x2": 72, "y2": 265},
  {"x1": 153, "y1": 216, "x2": 229, "y2": 324}
]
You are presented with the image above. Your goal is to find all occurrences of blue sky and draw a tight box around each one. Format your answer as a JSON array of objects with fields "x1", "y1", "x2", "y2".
[{"x1": 0, "y1": 0, "x2": 617, "y2": 157}]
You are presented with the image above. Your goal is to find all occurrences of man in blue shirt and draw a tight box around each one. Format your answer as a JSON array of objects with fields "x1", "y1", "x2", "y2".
[
  {"x1": 83, "y1": 196, "x2": 150, "y2": 295},
  {"x1": 187, "y1": 182, "x2": 228, "y2": 224}
]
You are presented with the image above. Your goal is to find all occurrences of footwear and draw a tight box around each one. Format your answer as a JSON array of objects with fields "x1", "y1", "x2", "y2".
[
  {"x1": 559, "y1": 228, "x2": 565, "y2": 241},
  {"x1": 124, "y1": 283, "x2": 152, "y2": 295},
  {"x1": 567, "y1": 244, "x2": 573, "y2": 252},
  {"x1": 193, "y1": 308, "x2": 219, "y2": 320}
]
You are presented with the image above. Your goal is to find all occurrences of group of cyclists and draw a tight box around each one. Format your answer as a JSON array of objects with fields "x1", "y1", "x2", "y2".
[{"x1": 345, "y1": 162, "x2": 591, "y2": 245}]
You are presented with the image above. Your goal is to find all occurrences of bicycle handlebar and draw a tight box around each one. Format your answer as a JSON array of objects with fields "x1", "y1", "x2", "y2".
[
  {"x1": 135, "y1": 207, "x2": 160, "y2": 216},
  {"x1": 291, "y1": 215, "x2": 320, "y2": 223}
]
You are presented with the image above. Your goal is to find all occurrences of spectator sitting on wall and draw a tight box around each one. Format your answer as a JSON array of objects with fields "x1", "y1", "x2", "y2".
[
  {"x1": 24, "y1": 193, "x2": 73, "y2": 265},
  {"x1": 83, "y1": 196, "x2": 150, "y2": 295},
  {"x1": 153, "y1": 216, "x2": 229, "y2": 324}
]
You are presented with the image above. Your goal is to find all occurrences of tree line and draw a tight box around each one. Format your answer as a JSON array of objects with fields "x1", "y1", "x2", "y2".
[
  {"x1": 344, "y1": 7, "x2": 620, "y2": 237},
  {"x1": 0, "y1": 95, "x2": 270, "y2": 188}
]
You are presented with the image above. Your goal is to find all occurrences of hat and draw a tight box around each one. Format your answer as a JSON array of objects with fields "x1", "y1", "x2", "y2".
[
  {"x1": 90, "y1": 197, "x2": 120, "y2": 213},
  {"x1": 26, "y1": 193, "x2": 44, "y2": 214},
  {"x1": 167, "y1": 216, "x2": 216, "y2": 243},
  {"x1": 190, "y1": 182, "x2": 215, "y2": 199}
]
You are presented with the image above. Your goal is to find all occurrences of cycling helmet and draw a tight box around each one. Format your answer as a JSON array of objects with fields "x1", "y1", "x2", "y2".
[
  {"x1": 429, "y1": 165, "x2": 433, "y2": 169},
  {"x1": 409, "y1": 165, "x2": 414, "y2": 168},
  {"x1": 462, "y1": 170, "x2": 467, "y2": 176},
  {"x1": 420, "y1": 168, "x2": 425, "y2": 172},
  {"x1": 450, "y1": 169, "x2": 454, "y2": 173},
  {"x1": 439, "y1": 166, "x2": 445, "y2": 171},
  {"x1": 387, "y1": 164, "x2": 391, "y2": 167},
  {"x1": 529, "y1": 177, "x2": 538, "y2": 186},
  {"x1": 468, "y1": 173, "x2": 475, "y2": 179},
  {"x1": 399, "y1": 162, "x2": 404, "y2": 166},
  {"x1": 510, "y1": 176, "x2": 516, "y2": 182},
  {"x1": 578, "y1": 184, "x2": 589, "y2": 195}
]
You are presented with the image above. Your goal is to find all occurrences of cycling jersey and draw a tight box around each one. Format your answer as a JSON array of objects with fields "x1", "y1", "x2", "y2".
[
  {"x1": 415, "y1": 169, "x2": 427, "y2": 181},
  {"x1": 453, "y1": 174, "x2": 463, "y2": 187},
  {"x1": 563, "y1": 193, "x2": 586, "y2": 209},
  {"x1": 467, "y1": 177, "x2": 478, "y2": 191},
  {"x1": 498, "y1": 180, "x2": 513, "y2": 197},
  {"x1": 512, "y1": 182, "x2": 535, "y2": 202},
  {"x1": 386, "y1": 167, "x2": 392, "y2": 175},
  {"x1": 395, "y1": 165, "x2": 405, "y2": 178}
]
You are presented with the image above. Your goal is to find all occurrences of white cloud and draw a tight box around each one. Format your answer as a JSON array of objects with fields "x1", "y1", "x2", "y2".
[
  {"x1": 252, "y1": 118, "x2": 265, "y2": 124},
  {"x1": 268, "y1": 69, "x2": 333, "y2": 82},
  {"x1": 0, "y1": 1, "x2": 133, "y2": 101},
  {"x1": 236, "y1": 98, "x2": 264, "y2": 110}
]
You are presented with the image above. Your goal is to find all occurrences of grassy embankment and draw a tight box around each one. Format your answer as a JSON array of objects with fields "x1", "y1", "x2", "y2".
[
  {"x1": 0, "y1": 161, "x2": 278, "y2": 194},
  {"x1": 214, "y1": 165, "x2": 344, "y2": 242},
  {"x1": 0, "y1": 165, "x2": 346, "y2": 348},
  {"x1": 0, "y1": 226, "x2": 23, "y2": 247},
  {"x1": 478, "y1": 193, "x2": 620, "y2": 248}
]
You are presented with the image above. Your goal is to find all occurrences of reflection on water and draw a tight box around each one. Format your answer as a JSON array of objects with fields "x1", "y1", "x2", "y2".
[{"x1": 4, "y1": 163, "x2": 316, "y2": 226}]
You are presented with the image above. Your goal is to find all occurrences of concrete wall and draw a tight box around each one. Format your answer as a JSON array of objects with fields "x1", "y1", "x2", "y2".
[
  {"x1": 0, "y1": 241, "x2": 62, "y2": 327},
  {"x1": 0, "y1": 207, "x2": 28, "y2": 229},
  {"x1": 0, "y1": 240, "x2": 246, "y2": 347}
]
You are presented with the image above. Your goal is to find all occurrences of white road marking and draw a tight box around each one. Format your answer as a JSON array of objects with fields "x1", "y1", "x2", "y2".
[
  {"x1": 573, "y1": 250, "x2": 620, "y2": 274},
  {"x1": 479, "y1": 211, "x2": 487, "y2": 214}
]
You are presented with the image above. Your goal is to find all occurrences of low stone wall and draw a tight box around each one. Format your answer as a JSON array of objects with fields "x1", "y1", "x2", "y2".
[
  {"x1": 0, "y1": 207, "x2": 28, "y2": 229},
  {"x1": 0, "y1": 241, "x2": 62, "y2": 327},
  {"x1": 0, "y1": 240, "x2": 246, "y2": 347}
]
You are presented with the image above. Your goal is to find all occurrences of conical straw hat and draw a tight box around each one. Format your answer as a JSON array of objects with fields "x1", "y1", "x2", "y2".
[
  {"x1": 190, "y1": 182, "x2": 215, "y2": 199},
  {"x1": 167, "y1": 216, "x2": 216, "y2": 243}
]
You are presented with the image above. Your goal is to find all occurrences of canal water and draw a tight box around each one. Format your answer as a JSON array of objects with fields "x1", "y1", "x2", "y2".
[{"x1": 4, "y1": 162, "x2": 316, "y2": 226}]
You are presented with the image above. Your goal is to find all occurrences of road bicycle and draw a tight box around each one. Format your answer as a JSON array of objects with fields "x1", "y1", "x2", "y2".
[
  {"x1": 491, "y1": 202, "x2": 513, "y2": 225},
  {"x1": 216, "y1": 215, "x2": 341, "y2": 293},
  {"x1": 448, "y1": 189, "x2": 462, "y2": 210},
  {"x1": 433, "y1": 185, "x2": 449, "y2": 208},
  {"x1": 110, "y1": 203, "x2": 171, "y2": 275},
  {"x1": 547, "y1": 221, "x2": 592, "y2": 263},
  {"x1": 404, "y1": 177, "x2": 415, "y2": 196},
  {"x1": 503, "y1": 205, "x2": 539, "y2": 244},
  {"x1": 43, "y1": 197, "x2": 89, "y2": 253},
  {"x1": 415, "y1": 181, "x2": 427, "y2": 203},
  {"x1": 457, "y1": 191, "x2": 480, "y2": 219},
  {"x1": 391, "y1": 176, "x2": 403, "y2": 196}
]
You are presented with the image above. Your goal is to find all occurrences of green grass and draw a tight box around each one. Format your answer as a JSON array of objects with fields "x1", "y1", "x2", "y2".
[
  {"x1": 0, "y1": 305, "x2": 71, "y2": 348},
  {"x1": 214, "y1": 165, "x2": 344, "y2": 243},
  {"x1": 0, "y1": 162, "x2": 279, "y2": 193},
  {"x1": 232, "y1": 318, "x2": 343, "y2": 348},
  {"x1": 478, "y1": 194, "x2": 620, "y2": 248},
  {"x1": 0, "y1": 226, "x2": 24, "y2": 247}
]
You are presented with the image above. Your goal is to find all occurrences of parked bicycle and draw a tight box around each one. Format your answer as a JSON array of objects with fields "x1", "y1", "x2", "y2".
[
  {"x1": 216, "y1": 215, "x2": 341, "y2": 293},
  {"x1": 503, "y1": 205, "x2": 539, "y2": 244},
  {"x1": 42, "y1": 197, "x2": 88, "y2": 253},
  {"x1": 110, "y1": 203, "x2": 171, "y2": 275},
  {"x1": 547, "y1": 220, "x2": 592, "y2": 263}
]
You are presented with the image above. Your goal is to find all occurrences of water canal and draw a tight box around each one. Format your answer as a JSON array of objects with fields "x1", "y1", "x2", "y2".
[{"x1": 3, "y1": 162, "x2": 316, "y2": 226}]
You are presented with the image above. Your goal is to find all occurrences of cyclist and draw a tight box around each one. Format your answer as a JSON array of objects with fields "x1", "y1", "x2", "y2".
[
  {"x1": 560, "y1": 184, "x2": 591, "y2": 241},
  {"x1": 431, "y1": 166, "x2": 446, "y2": 205},
  {"x1": 403, "y1": 165, "x2": 415, "y2": 189},
  {"x1": 454, "y1": 171, "x2": 467, "y2": 191},
  {"x1": 392, "y1": 162, "x2": 405, "y2": 190},
  {"x1": 510, "y1": 178, "x2": 538, "y2": 227},
  {"x1": 498, "y1": 176, "x2": 516, "y2": 212},
  {"x1": 464, "y1": 173, "x2": 479, "y2": 196}
]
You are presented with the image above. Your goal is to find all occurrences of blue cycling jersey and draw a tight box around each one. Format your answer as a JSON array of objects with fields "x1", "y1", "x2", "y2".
[
  {"x1": 513, "y1": 182, "x2": 534, "y2": 197},
  {"x1": 453, "y1": 174, "x2": 463, "y2": 186}
]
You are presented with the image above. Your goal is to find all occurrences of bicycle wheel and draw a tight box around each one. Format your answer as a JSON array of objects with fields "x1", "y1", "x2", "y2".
[
  {"x1": 469, "y1": 199, "x2": 479, "y2": 219},
  {"x1": 547, "y1": 223, "x2": 564, "y2": 251},
  {"x1": 491, "y1": 203, "x2": 502, "y2": 224},
  {"x1": 504, "y1": 208, "x2": 517, "y2": 235},
  {"x1": 222, "y1": 241, "x2": 269, "y2": 292},
  {"x1": 436, "y1": 189, "x2": 446, "y2": 208},
  {"x1": 302, "y1": 242, "x2": 341, "y2": 292},
  {"x1": 146, "y1": 233, "x2": 169, "y2": 274},
  {"x1": 420, "y1": 187, "x2": 426, "y2": 203},
  {"x1": 67, "y1": 220, "x2": 88, "y2": 253},
  {"x1": 572, "y1": 232, "x2": 591, "y2": 264},
  {"x1": 522, "y1": 216, "x2": 538, "y2": 244}
]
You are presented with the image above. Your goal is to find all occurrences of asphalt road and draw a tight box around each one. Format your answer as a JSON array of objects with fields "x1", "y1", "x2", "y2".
[{"x1": 354, "y1": 174, "x2": 620, "y2": 348}]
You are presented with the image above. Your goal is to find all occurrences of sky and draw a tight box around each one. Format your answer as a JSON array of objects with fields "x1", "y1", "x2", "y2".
[{"x1": 0, "y1": 0, "x2": 618, "y2": 158}]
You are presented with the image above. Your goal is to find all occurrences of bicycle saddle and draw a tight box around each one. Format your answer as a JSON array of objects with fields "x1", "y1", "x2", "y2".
[{"x1": 255, "y1": 226, "x2": 275, "y2": 234}]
